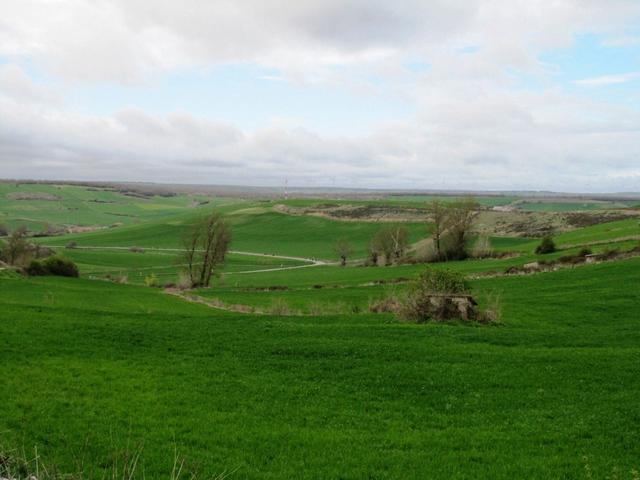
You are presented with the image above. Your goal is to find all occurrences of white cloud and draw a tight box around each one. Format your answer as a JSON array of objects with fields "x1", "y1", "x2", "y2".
[
  {"x1": 0, "y1": 1, "x2": 640, "y2": 191},
  {"x1": 601, "y1": 35, "x2": 640, "y2": 47},
  {"x1": 574, "y1": 72, "x2": 640, "y2": 86},
  {"x1": 2, "y1": 0, "x2": 639, "y2": 84}
]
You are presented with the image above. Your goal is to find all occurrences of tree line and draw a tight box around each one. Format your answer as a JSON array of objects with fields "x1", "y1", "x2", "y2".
[{"x1": 334, "y1": 198, "x2": 481, "y2": 266}]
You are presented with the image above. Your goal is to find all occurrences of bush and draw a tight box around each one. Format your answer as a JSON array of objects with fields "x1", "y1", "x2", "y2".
[
  {"x1": 397, "y1": 268, "x2": 474, "y2": 323},
  {"x1": 478, "y1": 292, "x2": 502, "y2": 324},
  {"x1": 0, "y1": 224, "x2": 8, "y2": 236},
  {"x1": 472, "y1": 235, "x2": 493, "y2": 258},
  {"x1": 535, "y1": 236, "x2": 556, "y2": 254},
  {"x1": 412, "y1": 268, "x2": 470, "y2": 295},
  {"x1": 578, "y1": 247, "x2": 593, "y2": 257},
  {"x1": 25, "y1": 256, "x2": 79, "y2": 277},
  {"x1": 144, "y1": 273, "x2": 159, "y2": 287},
  {"x1": 177, "y1": 271, "x2": 193, "y2": 290},
  {"x1": 42, "y1": 256, "x2": 79, "y2": 277},
  {"x1": 65, "y1": 241, "x2": 78, "y2": 249},
  {"x1": 557, "y1": 254, "x2": 585, "y2": 265},
  {"x1": 26, "y1": 259, "x2": 48, "y2": 276},
  {"x1": 600, "y1": 248, "x2": 620, "y2": 260},
  {"x1": 368, "y1": 297, "x2": 399, "y2": 313},
  {"x1": 269, "y1": 298, "x2": 292, "y2": 315}
]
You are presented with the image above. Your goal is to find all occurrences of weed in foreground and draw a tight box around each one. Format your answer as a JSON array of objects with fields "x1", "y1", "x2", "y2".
[{"x1": 0, "y1": 441, "x2": 234, "y2": 480}]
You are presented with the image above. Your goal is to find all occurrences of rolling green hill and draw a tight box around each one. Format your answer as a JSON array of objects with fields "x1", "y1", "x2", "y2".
[
  {"x1": 0, "y1": 182, "x2": 243, "y2": 231},
  {"x1": 39, "y1": 210, "x2": 430, "y2": 260},
  {"x1": 1, "y1": 259, "x2": 639, "y2": 478},
  {"x1": 3, "y1": 182, "x2": 640, "y2": 478}
]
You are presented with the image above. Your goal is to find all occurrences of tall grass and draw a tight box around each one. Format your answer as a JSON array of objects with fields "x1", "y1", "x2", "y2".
[{"x1": 0, "y1": 441, "x2": 233, "y2": 480}]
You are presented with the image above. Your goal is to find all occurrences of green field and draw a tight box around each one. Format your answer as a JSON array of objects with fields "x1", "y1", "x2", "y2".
[
  {"x1": 0, "y1": 183, "x2": 240, "y2": 231},
  {"x1": 37, "y1": 210, "x2": 429, "y2": 261},
  {"x1": 516, "y1": 200, "x2": 632, "y2": 212},
  {"x1": 2, "y1": 183, "x2": 640, "y2": 478},
  {"x1": 59, "y1": 248, "x2": 307, "y2": 284},
  {"x1": 2, "y1": 260, "x2": 640, "y2": 478}
]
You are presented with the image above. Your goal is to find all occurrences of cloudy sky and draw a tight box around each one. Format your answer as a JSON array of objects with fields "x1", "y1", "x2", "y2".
[{"x1": 1, "y1": 0, "x2": 639, "y2": 192}]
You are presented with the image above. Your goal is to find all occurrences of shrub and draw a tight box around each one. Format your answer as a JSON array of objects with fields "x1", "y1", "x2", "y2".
[
  {"x1": 368, "y1": 297, "x2": 399, "y2": 313},
  {"x1": 42, "y1": 256, "x2": 79, "y2": 277},
  {"x1": 269, "y1": 298, "x2": 291, "y2": 315},
  {"x1": 535, "y1": 236, "x2": 556, "y2": 254},
  {"x1": 144, "y1": 273, "x2": 159, "y2": 287},
  {"x1": 308, "y1": 302, "x2": 324, "y2": 315},
  {"x1": 25, "y1": 256, "x2": 79, "y2": 277},
  {"x1": 177, "y1": 271, "x2": 193, "y2": 290},
  {"x1": 578, "y1": 247, "x2": 593, "y2": 257},
  {"x1": 65, "y1": 241, "x2": 78, "y2": 249},
  {"x1": 0, "y1": 224, "x2": 8, "y2": 236},
  {"x1": 397, "y1": 269, "x2": 474, "y2": 323},
  {"x1": 26, "y1": 259, "x2": 48, "y2": 276},
  {"x1": 412, "y1": 268, "x2": 470, "y2": 295},
  {"x1": 472, "y1": 235, "x2": 493, "y2": 258},
  {"x1": 478, "y1": 293, "x2": 502, "y2": 324},
  {"x1": 557, "y1": 254, "x2": 584, "y2": 265},
  {"x1": 130, "y1": 246, "x2": 145, "y2": 253},
  {"x1": 600, "y1": 248, "x2": 620, "y2": 260}
]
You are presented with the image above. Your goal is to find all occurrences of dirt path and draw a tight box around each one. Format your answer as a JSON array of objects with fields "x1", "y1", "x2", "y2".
[
  {"x1": 42, "y1": 245, "x2": 330, "y2": 274},
  {"x1": 165, "y1": 288, "x2": 262, "y2": 313}
]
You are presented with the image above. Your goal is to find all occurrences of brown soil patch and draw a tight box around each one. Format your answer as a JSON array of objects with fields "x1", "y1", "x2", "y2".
[{"x1": 6, "y1": 192, "x2": 60, "y2": 201}]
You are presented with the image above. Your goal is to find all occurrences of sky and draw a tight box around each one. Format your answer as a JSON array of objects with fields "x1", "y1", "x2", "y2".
[{"x1": 0, "y1": 0, "x2": 639, "y2": 192}]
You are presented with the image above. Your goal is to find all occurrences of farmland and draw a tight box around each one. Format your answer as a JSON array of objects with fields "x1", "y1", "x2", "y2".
[{"x1": 1, "y1": 182, "x2": 640, "y2": 479}]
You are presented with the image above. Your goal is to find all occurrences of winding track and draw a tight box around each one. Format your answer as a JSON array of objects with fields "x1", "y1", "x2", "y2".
[{"x1": 41, "y1": 245, "x2": 332, "y2": 275}]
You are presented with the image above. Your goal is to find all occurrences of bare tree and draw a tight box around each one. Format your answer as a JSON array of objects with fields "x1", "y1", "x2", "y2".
[
  {"x1": 367, "y1": 240, "x2": 379, "y2": 266},
  {"x1": 389, "y1": 226, "x2": 409, "y2": 259},
  {"x1": 443, "y1": 199, "x2": 479, "y2": 260},
  {"x1": 372, "y1": 228, "x2": 394, "y2": 265},
  {"x1": 182, "y1": 212, "x2": 231, "y2": 287},
  {"x1": 334, "y1": 237, "x2": 353, "y2": 266},
  {"x1": 427, "y1": 200, "x2": 447, "y2": 260},
  {"x1": 371, "y1": 226, "x2": 409, "y2": 265},
  {"x1": 1, "y1": 226, "x2": 30, "y2": 266},
  {"x1": 426, "y1": 199, "x2": 479, "y2": 261}
]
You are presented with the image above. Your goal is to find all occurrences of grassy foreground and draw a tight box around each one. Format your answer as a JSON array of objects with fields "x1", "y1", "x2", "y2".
[{"x1": 2, "y1": 259, "x2": 640, "y2": 478}]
